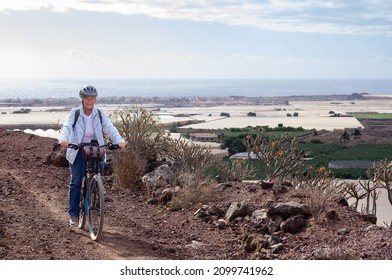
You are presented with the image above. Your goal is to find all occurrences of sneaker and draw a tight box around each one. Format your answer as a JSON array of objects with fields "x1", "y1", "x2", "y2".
[{"x1": 69, "y1": 216, "x2": 79, "y2": 227}]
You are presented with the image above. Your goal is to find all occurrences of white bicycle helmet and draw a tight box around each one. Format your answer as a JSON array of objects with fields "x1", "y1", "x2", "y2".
[{"x1": 79, "y1": 85, "x2": 98, "y2": 98}]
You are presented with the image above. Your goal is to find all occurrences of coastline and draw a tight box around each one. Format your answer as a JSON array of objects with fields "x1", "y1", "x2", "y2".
[{"x1": 1, "y1": 93, "x2": 392, "y2": 131}]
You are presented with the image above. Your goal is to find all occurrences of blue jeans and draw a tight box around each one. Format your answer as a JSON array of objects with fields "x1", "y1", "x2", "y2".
[{"x1": 68, "y1": 150, "x2": 104, "y2": 217}]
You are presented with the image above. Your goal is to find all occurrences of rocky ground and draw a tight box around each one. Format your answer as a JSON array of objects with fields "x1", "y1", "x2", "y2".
[{"x1": 1, "y1": 127, "x2": 392, "y2": 260}]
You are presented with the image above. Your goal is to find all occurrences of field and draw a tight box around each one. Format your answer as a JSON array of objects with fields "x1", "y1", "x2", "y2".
[
  {"x1": 353, "y1": 113, "x2": 392, "y2": 119},
  {"x1": 2, "y1": 95, "x2": 392, "y2": 131}
]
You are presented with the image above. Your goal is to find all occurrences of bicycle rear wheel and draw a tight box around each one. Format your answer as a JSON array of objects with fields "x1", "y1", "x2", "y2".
[
  {"x1": 78, "y1": 177, "x2": 87, "y2": 229},
  {"x1": 88, "y1": 174, "x2": 104, "y2": 241}
]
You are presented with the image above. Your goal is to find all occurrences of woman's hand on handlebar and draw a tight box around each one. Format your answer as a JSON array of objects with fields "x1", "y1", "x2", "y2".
[
  {"x1": 59, "y1": 141, "x2": 69, "y2": 148},
  {"x1": 58, "y1": 142, "x2": 79, "y2": 150},
  {"x1": 118, "y1": 141, "x2": 126, "y2": 150}
]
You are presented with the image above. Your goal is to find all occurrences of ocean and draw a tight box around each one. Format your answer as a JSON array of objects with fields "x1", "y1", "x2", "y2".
[{"x1": 0, "y1": 79, "x2": 392, "y2": 99}]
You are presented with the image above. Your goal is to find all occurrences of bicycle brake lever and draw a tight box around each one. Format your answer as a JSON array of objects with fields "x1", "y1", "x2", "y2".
[{"x1": 108, "y1": 143, "x2": 120, "y2": 150}]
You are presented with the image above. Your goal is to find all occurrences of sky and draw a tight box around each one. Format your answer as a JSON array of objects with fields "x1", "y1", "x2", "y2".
[{"x1": 0, "y1": 0, "x2": 391, "y2": 80}]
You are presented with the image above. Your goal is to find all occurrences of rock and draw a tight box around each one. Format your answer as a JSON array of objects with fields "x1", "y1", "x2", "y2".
[
  {"x1": 337, "y1": 228, "x2": 349, "y2": 235},
  {"x1": 359, "y1": 213, "x2": 377, "y2": 224},
  {"x1": 280, "y1": 214, "x2": 307, "y2": 233},
  {"x1": 260, "y1": 181, "x2": 274, "y2": 189},
  {"x1": 268, "y1": 215, "x2": 283, "y2": 233},
  {"x1": 250, "y1": 209, "x2": 268, "y2": 224},
  {"x1": 272, "y1": 184, "x2": 292, "y2": 195},
  {"x1": 214, "y1": 219, "x2": 227, "y2": 229},
  {"x1": 243, "y1": 234, "x2": 269, "y2": 253},
  {"x1": 142, "y1": 164, "x2": 175, "y2": 190},
  {"x1": 185, "y1": 240, "x2": 204, "y2": 249},
  {"x1": 207, "y1": 204, "x2": 225, "y2": 218},
  {"x1": 267, "y1": 201, "x2": 311, "y2": 220},
  {"x1": 266, "y1": 235, "x2": 282, "y2": 245},
  {"x1": 270, "y1": 243, "x2": 283, "y2": 254},
  {"x1": 225, "y1": 201, "x2": 252, "y2": 222},
  {"x1": 194, "y1": 209, "x2": 211, "y2": 222},
  {"x1": 326, "y1": 210, "x2": 339, "y2": 221}
]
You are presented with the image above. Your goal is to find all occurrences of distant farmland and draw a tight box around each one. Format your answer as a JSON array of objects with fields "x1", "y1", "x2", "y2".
[{"x1": 353, "y1": 113, "x2": 392, "y2": 119}]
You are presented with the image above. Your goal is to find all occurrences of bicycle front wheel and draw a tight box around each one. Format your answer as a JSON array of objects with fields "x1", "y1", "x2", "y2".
[{"x1": 88, "y1": 174, "x2": 105, "y2": 241}]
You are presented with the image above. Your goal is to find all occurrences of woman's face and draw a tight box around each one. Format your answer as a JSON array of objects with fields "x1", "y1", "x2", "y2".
[{"x1": 82, "y1": 96, "x2": 96, "y2": 111}]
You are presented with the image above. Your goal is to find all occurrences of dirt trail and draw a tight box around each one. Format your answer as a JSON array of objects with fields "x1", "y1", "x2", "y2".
[{"x1": 0, "y1": 130, "x2": 171, "y2": 260}]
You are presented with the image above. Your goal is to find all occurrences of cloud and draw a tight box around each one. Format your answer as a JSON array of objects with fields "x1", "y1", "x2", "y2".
[
  {"x1": 60, "y1": 49, "x2": 101, "y2": 61},
  {"x1": 1, "y1": 0, "x2": 392, "y2": 36},
  {"x1": 127, "y1": 54, "x2": 206, "y2": 63},
  {"x1": 372, "y1": 55, "x2": 392, "y2": 62}
]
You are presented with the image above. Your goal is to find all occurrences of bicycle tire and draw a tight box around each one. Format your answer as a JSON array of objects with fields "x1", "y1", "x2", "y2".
[
  {"x1": 88, "y1": 174, "x2": 104, "y2": 241},
  {"x1": 78, "y1": 177, "x2": 87, "y2": 229}
]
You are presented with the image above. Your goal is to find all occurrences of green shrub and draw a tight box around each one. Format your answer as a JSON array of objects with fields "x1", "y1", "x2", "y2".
[{"x1": 110, "y1": 107, "x2": 170, "y2": 189}]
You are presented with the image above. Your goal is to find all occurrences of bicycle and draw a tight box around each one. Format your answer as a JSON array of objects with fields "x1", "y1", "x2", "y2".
[{"x1": 67, "y1": 142, "x2": 120, "y2": 241}]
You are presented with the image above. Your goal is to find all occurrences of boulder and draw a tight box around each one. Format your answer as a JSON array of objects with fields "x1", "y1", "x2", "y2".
[
  {"x1": 225, "y1": 201, "x2": 252, "y2": 222},
  {"x1": 267, "y1": 201, "x2": 311, "y2": 220}
]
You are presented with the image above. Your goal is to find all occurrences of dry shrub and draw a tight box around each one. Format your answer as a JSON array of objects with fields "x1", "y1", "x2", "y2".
[
  {"x1": 110, "y1": 107, "x2": 219, "y2": 205},
  {"x1": 168, "y1": 172, "x2": 220, "y2": 210},
  {"x1": 294, "y1": 165, "x2": 341, "y2": 223},
  {"x1": 214, "y1": 159, "x2": 256, "y2": 181},
  {"x1": 164, "y1": 135, "x2": 215, "y2": 175},
  {"x1": 112, "y1": 148, "x2": 146, "y2": 191},
  {"x1": 110, "y1": 107, "x2": 171, "y2": 190}
]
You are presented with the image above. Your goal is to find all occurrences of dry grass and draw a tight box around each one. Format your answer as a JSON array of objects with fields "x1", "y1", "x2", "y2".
[
  {"x1": 294, "y1": 166, "x2": 342, "y2": 223},
  {"x1": 214, "y1": 158, "x2": 256, "y2": 181},
  {"x1": 112, "y1": 148, "x2": 146, "y2": 191},
  {"x1": 168, "y1": 173, "x2": 220, "y2": 210}
]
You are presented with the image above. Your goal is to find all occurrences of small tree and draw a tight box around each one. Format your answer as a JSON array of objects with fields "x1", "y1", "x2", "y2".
[
  {"x1": 340, "y1": 130, "x2": 350, "y2": 145},
  {"x1": 367, "y1": 160, "x2": 392, "y2": 206},
  {"x1": 220, "y1": 112, "x2": 230, "y2": 117},
  {"x1": 357, "y1": 178, "x2": 379, "y2": 215},
  {"x1": 244, "y1": 131, "x2": 307, "y2": 184},
  {"x1": 342, "y1": 181, "x2": 367, "y2": 211},
  {"x1": 352, "y1": 128, "x2": 362, "y2": 140},
  {"x1": 227, "y1": 138, "x2": 246, "y2": 156}
]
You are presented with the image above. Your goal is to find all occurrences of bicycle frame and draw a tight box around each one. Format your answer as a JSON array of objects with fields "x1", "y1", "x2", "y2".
[{"x1": 81, "y1": 160, "x2": 101, "y2": 220}]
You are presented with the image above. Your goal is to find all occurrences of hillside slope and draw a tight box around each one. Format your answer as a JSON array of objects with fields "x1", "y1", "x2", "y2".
[{"x1": 0, "y1": 129, "x2": 392, "y2": 260}]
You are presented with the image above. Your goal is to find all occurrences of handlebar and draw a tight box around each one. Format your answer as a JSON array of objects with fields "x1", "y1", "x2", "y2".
[{"x1": 61, "y1": 143, "x2": 121, "y2": 150}]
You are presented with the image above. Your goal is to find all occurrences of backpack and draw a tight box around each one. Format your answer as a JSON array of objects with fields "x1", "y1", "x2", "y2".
[{"x1": 72, "y1": 108, "x2": 103, "y2": 129}]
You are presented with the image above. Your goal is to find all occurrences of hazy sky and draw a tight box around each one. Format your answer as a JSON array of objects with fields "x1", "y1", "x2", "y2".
[{"x1": 0, "y1": 0, "x2": 391, "y2": 79}]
